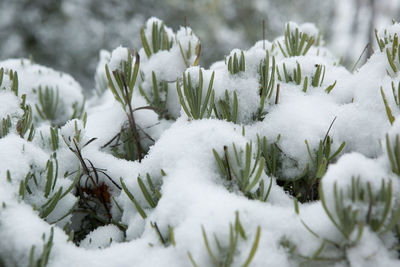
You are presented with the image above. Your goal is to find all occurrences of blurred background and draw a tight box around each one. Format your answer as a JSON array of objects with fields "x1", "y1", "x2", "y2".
[{"x1": 0, "y1": 0, "x2": 399, "y2": 90}]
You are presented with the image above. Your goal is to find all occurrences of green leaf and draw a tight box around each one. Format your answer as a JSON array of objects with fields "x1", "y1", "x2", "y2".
[
  {"x1": 201, "y1": 226, "x2": 219, "y2": 266},
  {"x1": 41, "y1": 187, "x2": 63, "y2": 219},
  {"x1": 120, "y1": 177, "x2": 147, "y2": 219},
  {"x1": 381, "y1": 87, "x2": 395, "y2": 125},
  {"x1": 138, "y1": 176, "x2": 157, "y2": 208},
  {"x1": 140, "y1": 27, "x2": 152, "y2": 58},
  {"x1": 242, "y1": 226, "x2": 261, "y2": 267}
]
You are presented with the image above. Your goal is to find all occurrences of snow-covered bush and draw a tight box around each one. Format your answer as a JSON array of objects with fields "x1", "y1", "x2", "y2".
[{"x1": 1, "y1": 17, "x2": 400, "y2": 267}]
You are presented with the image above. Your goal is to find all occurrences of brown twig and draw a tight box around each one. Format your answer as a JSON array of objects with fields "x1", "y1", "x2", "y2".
[
  {"x1": 224, "y1": 146, "x2": 233, "y2": 181},
  {"x1": 275, "y1": 84, "x2": 280, "y2": 105},
  {"x1": 120, "y1": 73, "x2": 143, "y2": 162}
]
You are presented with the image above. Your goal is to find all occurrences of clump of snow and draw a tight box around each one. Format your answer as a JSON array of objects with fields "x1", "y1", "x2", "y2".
[
  {"x1": 80, "y1": 225, "x2": 124, "y2": 249},
  {"x1": 107, "y1": 46, "x2": 130, "y2": 72}
]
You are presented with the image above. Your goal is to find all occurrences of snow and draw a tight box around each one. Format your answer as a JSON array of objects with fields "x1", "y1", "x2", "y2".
[
  {"x1": 79, "y1": 225, "x2": 124, "y2": 249},
  {"x1": 0, "y1": 59, "x2": 85, "y2": 126},
  {"x1": 1, "y1": 16, "x2": 400, "y2": 267}
]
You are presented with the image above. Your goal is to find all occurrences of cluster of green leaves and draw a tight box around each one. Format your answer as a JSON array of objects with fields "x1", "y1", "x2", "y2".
[
  {"x1": 277, "y1": 62, "x2": 336, "y2": 93},
  {"x1": 258, "y1": 135, "x2": 282, "y2": 178},
  {"x1": 139, "y1": 71, "x2": 171, "y2": 120},
  {"x1": 0, "y1": 68, "x2": 35, "y2": 141},
  {"x1": 188, "y1": 212, "x2": 261, "y2": 267},
  {"x1": 0, "y1": 67, "x2": 18, "y2": 95},
  {"x1": 105, "y1": 126, "x2": 149, "y2": 162},
  {"x1": 1, "y1": 115, "x2": 11, "y2": 138},
  {"x1": 0, "y1": 68, "x2": 17, "y2": 138},
  {"x1": 35, "y1": 86, "x2": 59, "y2": 123},
  {"x1": 105, "y1": 48, "x2": 147, "y2": 162},
  {"x1": 120, "y1": 170, "x2": 177, "y2": 247},
  {"x1": 213, "y1": 140, "x2": 272, "y2": 201},
  {"x1": 280, "y1": 235, "x2": 339, "y2": 265},
  {"x1": 256, "y1": 51, "x2": 276, "y2": 120},
  {"x1": 381, "y1": 82, "x2": 400, "y2": 125},
  {"x1": 178, "y1": 30, "x2": 201, "y2": 67},
  {"x1": 141, "y1": 21, "x2": 174, "y2": 58},
  {"x1": 375, "y1": 29, "x2": 400, "y2": 76},
  {"x1": 17, "y1": 94, "x2": 35, "y2": 141},
  {"x1": 49, "y1": 127, "x2": 59, "y2": 151},
  {"x1": 213, "y1": 90, "x2": 238, "y2": 124},
  {"x1": 177, "y1": 69, "x2": 215, "y2": 120},
  {"x1": 278, "y1": 24, "x2": 316, "y2": 57},
  {"x1": 71, "y1": 98, "x2": 86, "y2": 121},
  {"x1": 105, "y1": 49, "x2": 139, "y2": 109},
  {"x1": 120, "y1": 171, "x2": 165, "y2": 220},
  {"x1": 15, "y1": 158, "x2": 79, "y2": 223},
  {"x1": 386, "y1": 133, "x2": 400, "y2": 176},
  {"x1": 280, "y1": 134, "x2": 345, "y2": 202},
  {"x1": 28, "y1": 228, "x2": 54, "y2": 267},
  {"x1": 277, "y1": 62, "x2": 303, "y2": 86},
  {"x1": 320, "y1": 177, "x2": 400, "y2": 240},
  {"x1": 226, "y1": 51, "x2": 245, "y2": 74},
  {"x1": 282, "y1": 174, "x2": 400, "y2": 265},
  {"x1": 150, "y1": 221, "x2": 176, "y2": 247}
]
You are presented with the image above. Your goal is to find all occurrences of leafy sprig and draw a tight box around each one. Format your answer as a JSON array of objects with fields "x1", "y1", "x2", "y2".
[{"x1": 177, "y1": 69, "x2": 215, "y2": 120}]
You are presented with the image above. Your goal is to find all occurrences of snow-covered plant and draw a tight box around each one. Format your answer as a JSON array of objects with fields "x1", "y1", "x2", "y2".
[
  {"x1": 226, "y1": 50, "x2": 246, "y2": 74},
  {"x1": 282, "y1": 176, "x2": 400, "y2": 266},
  {"x1": 105, "y1": 49, "x2": 139, "y2": 108},
  {"x1": 258, "y1": 135, "x2": 282, "y2": 178},
  {"x1": 138, "y1": 71, "x2": 170, "y2": 120},
  {"x1": 188, "y1": 212, "x2": 261, "y2": 267},
  {"x1": 281, "y1": 133, "x2": 345, "y2": 202},
  {"x1": 4, "y1": 15, "x2": 400, "y2": 267},
  {"x1": 1, "y1": 59, "x2": 85, "y2": 127},
  {"x1": 148, "y1": 222, "x2": 176, "y2": 247},
  {"x1": 17, "y1": 94, "x2": 35, "y2": 140},
  {"x1": 177, "y1": 27, "x2": 201, "y2": 68},
  {"x1": 105, "y1": 48, "x2": 146, "y2": 161},
  {"x1": 277, "y1": 22, "x2": 318, "y2": 57},
  {"x1": 277, "y1": 62, "x2": 336, "y2": 93},
  {"x1": 0, "y1": 67, "x2": 34, "y2": 140},
  {"x1": 213, "y1": 90, "x2": 239, "y2": 124},
  {"x1": 48, "y1": 126, "x2": 60, "y2": 152},
  {"x1": 301, "y1": 135, "x2": 345, "y2": 201},
  {"x1": 28, "y1": 228, "x2": 54, "y2": 267},
  {"x1": 35, "y1": 86, "x2": 59, "y2": 124},
  {"x1": 177, "y1": 68, "x2": 215, "y2": 120},
  {"x1": 17, "y1": 158, "x2": 79, "y2": 223},
  {"x1": 0, "y1": 67, "x2": 18, "y2": 95},
  {"x1": 120, "y1": 171, "x2": 164, "y2": 219},
  {"x1": 375, "y1": 28, "x2": 400, "y2": 76},
  {"x1": 381, "y1": 82, "x2": 400, "y2": 125},
  {"x1": 386, "y1": 133, "x2": 400, "y2": 176},
  {"x1": 277, "y1": 62, "x2": 303, "y2": 85},
  {"x1": 305, "y1": 135, "x2": 346, "y2": 180},
  {"x1": 140, "y1": 20, "x2": 174, "y2": 58},
  {"x1": 320, "y1": 177, "x2": 400, "y2": 238},
  {"x1": 213, "y1": 141, "x2": 269, "y2": 200},
  {"x1": 257, "y1": 51, "x2": 276, "y2": 120}
]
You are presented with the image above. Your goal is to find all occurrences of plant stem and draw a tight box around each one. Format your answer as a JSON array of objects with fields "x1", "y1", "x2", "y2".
[{"x1": 121, "y1": 75, "x2": 143, "y2": 162}]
